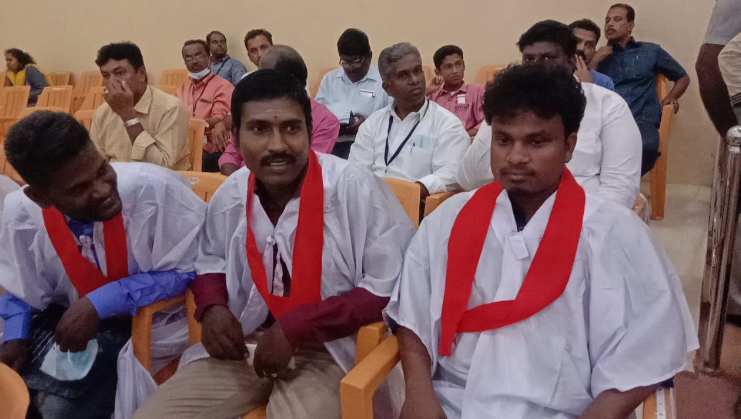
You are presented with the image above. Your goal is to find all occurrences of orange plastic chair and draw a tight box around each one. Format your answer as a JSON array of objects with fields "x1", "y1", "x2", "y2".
[
  {"x1": 474, "y1": 64, "x2": 506, "y2": 85},
  {"x1": 342, "y1": 323, "x2": 672, "y2": 419},
  {"x1": 79, "y1": 86, "x2": 107, "y2": 111},
  {"x1": 187, "y1": 118, "x2": 206, "y2": 172},
  {"x1": 177, "y1": 171, "x2": 226, "y2": 202},
  {"x1": 383, "y1": 178, "x2": 421, "y2": 227},
  {"x1": 424, "y1": 190, "x2": 459, "y2": 217},
  {"x1": 648, "y1": 74, "x2": 673, "y2": 220},
  {"x1": 19, "y1": 106, "x2": 64, "y2": 118},
  {"x1": 311, "y1": 67, "x2": 336, "y2": 98},
  {"x1": 71, "y1": 71, "x2": 104, "y2": 113},
  {"x1": 74, "y1": 109, "x2": 95, "y2": 131},
  {"x1": 48, "y1": 71, "x2": 71, "y2": 86},
  {"x1": 0, "y1": 86, "x2": 31, "y2": 139},
  {"x1": 155, "y1": 85, "x2": 179, "y2": 96},
  {"x1": 37, "y1": 85, "x2": 73, "y2": 113},
  {"x1": 159, "y1": 69, "x2": 189, "y2": 88},
  {"x1": 0, "y1": 362, "x2": 30, "y2": 418}
]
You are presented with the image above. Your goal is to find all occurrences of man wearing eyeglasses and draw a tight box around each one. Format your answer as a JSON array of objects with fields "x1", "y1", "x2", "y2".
[{"x1": 316, "y1": 28, "x2": 392, "y2": 159}]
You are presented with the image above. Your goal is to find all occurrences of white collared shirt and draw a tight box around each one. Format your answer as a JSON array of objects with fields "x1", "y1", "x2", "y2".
[
  {"x1": 349, "y1": 100, "x2": 470, "y2": 193},
  {"x1": 385, "y1": 190, "x2": 697, "y2": 418},
  {"x1": 456, "y1": 82, "x2": 642, "y2": 208},
  {"x1": 315, "y1": 65, "x2": 392, "y2": 124}
]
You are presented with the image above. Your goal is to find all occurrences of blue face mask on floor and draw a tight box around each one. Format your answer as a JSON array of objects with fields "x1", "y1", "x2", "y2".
[{"x1": 40, "y1": 339, "x2": 99, "y2": 381}]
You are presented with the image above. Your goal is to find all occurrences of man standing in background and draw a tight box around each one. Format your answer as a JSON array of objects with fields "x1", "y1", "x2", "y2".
[{"x1": 568, "y1": 19, "x2": 615, "y2": 90}]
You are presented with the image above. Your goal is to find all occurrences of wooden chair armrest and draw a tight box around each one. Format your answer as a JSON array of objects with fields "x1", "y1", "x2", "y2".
[
  {"x1": 424, "y1": 190, "x2": 460, "y2": 217},
  {"x1": 132, "y1": 294, "x2": 186, "y2": 372},
  {"x1": 642, "y1": 385, "x2": 674, "y2": 419},
  {"x1": 355, "y1": 322, "x2": 389, "y2": 365},
  {"x1": 185, "y1": 288, "x2": 202, "y2": 345},
  {"x1": 341, "y1": 335, "x2": 400, "y2": 419}
]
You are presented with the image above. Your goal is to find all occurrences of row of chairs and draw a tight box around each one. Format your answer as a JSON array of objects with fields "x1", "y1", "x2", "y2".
[{"x1": 1, "y1": 63, "x2": 671, "y2": 219}]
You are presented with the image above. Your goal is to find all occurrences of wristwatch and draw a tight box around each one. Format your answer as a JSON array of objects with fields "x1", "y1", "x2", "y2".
[
  {"x1": 124, "y1": 118, "x2": 140, "y2": 128},
  {"x1": 204, "y1": 121, "x2": 210, "y2": 129}
]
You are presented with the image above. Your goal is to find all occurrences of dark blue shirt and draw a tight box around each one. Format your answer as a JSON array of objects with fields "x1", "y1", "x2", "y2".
[{"x1": 598, "y1": 38, "x2": 687, "y2": 127}]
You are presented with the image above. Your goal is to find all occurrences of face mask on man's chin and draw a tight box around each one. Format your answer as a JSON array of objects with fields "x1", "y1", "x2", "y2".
[{"x1": 189, "y1": 67, "x2": 211, "y2": 80}]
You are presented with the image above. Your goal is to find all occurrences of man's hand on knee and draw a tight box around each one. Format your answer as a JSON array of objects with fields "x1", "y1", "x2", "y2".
[
  {"x1": 201, "y1": 304, "x2": 247, "y2": 361},
  {"x1": 253, "y1": 322, "x2": 294, "y2": 380},
  {"x1": 0, "y1": 339, "x2": 30, "y2": 373}
]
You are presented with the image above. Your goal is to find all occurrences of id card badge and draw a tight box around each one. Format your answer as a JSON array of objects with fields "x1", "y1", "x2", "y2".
[
  {"x1": 359, "y1": 89, "x2": 376, "y2": 98},
  {"x1": 456, "y1": 94, "x2": 466, "y2": 104}
]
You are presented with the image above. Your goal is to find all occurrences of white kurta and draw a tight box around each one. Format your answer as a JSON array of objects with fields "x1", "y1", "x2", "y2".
[
  {"x1": 456, "y1": 82, "x2": 642, "y2": 208},
  {"x1": 0, "y1": 163, "x2": 206, "y2": 419},
  {"x1": 348, "y1": 99, "x2": 471, "y2": 194},
  {"x1": 182, "y1": 153, "x2": 416, "y2": 375},
  {"x1": 385, "y1": 189, "x2": 697, "y2": 419}
]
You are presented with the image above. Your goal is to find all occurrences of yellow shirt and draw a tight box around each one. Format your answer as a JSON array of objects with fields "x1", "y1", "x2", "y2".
[{"x1": 90, "y1": 86, "x2": 190, "y2": 170}]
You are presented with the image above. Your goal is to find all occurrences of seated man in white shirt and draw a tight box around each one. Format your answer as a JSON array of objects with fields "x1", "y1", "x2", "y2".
[
  {"x1": 386, "y1": 64, "x2": 697, "y2": 419},
  {"x1": 457, "y1": 20, "x2": 642, "y2": 209},
  {"x1": 316, "y1": 28, "x2": 392, "y2": 158},
  {"x1": 349, "y1": 42, "x2": 470, "y2": 200}
]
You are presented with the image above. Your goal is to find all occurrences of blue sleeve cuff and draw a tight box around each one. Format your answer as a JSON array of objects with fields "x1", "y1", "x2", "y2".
[
  {"x1": 87, "y1": 281, "x2": 129, "y2": 319},
  {"x1": 0, "y1": 293, "x2": 32, "y2": 341},
  {"x1": 87, "y1": 270, "x2": 195, "y2": 319}
]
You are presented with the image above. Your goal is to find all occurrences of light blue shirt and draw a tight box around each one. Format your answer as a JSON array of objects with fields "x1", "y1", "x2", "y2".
[
  {"x1": 589, "y1": 69, "x2": 615, "y2": 91},
  {"x1": 315, "y1": 65, "x2": 392, "y2": 125},
  {"x1": 211, "y1": 55, "x2": 248, "y2": 85}
]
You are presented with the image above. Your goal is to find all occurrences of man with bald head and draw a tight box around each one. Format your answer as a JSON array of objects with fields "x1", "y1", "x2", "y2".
[{"x1": 218, "y1": 45, "x2": 340, "y2": 176}]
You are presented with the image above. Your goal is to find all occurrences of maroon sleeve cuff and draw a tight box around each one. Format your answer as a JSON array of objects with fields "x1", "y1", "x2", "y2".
[
  {"x1": 190, "y1": 273, "x2": 229, "y2": 321},
  {"x1": 278, "y1": 287, "x2": 390, "y2": 347}
]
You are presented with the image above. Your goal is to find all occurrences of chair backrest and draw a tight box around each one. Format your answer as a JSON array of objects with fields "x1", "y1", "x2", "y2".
[
  {"x1": 475, "y1": 64, "x2": 506, "y2": 85},
  {"x1": 155, "y1": 85, "x2": 179, "y2": 96},
  {"x1": 310, "y1": 67, "x2": 336, "y2": 98},
  {"x1": 72, "y1": 71, "x2": 104, "y2": 97},
  {"x1": 383, "y1": 177, "x2": 420, "y2": 227},
  {"x1": 79, "y1": 86, "x2": 106, "y2": 111},
  {"x1": 160, "y1": 69, "x2": 189, "y2": 88},
  {"x1": 0, "y1": 362, "x2": 30, "y2": 418},
  {"x1": 37, "y1": 85, "x2": 73, "y2": 112},
  {"x1": 656, "y1": 73, "x2": 669, "y2": 100},
  {"x1": 74, "y1": 109, "x2": 95, "y2": 131},
  {"x1": 48, "y1": 71, "x2": 71, "y2": 86},
  {"x1": 188, "y1": 118, "x2": 206, "y2": 172},
  {"x1": 178, "y1": 171, "x2": 226, "y2": 203},
  {"x1": 18, "y1": 106, "x2": 64, "y2": 119},
  {"x1": 0, "y1": 86, "x2": 31, "y2": 118}
]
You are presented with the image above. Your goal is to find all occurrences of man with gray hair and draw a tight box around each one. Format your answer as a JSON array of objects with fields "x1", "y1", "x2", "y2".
[{"x1": 349, "y1": 42, "x2": 470, "y2": 200}]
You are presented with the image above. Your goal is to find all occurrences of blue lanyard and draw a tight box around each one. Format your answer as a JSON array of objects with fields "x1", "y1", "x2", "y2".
[
  {"x1": 213, "y1": 57, "x2": 230, "y2": 76},
  {"x1": 384, "y1": 102, "x2": 428, "y2": 166}
]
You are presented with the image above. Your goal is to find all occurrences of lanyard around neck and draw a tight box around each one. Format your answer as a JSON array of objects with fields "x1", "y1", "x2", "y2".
[
  {"x1": 213, "y1": 57, "x2": 230, "y2": 76},
  {"x1": 384, "y1": 101, "x2": 429, "y2": 166}
]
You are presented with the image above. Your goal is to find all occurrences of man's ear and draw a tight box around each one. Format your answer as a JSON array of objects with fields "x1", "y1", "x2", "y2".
[
  {"x1": 24, "y1": 186, "x2": 52, "y2": 209},
  {"x1": 564, "y1": 132, "x2": 578, "y2": 163},
  {"x1": 382, "y1": 80, "x2": 391, "y2": 96},
  {"x1": 628, "y1": 21, "x2": 635, "y2": 34},
  {"x1": 137, "y1": 65, "x2": 148, "y2": 84},
  {"x1": 435, "y1": 68, "x2": 441, "y2": 77},
  {"x1": 367, "y1": 51, "x2": 373, "y2": 62}
]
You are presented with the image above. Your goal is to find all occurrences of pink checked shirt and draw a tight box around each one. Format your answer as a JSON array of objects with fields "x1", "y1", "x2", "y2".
[
  {"x1": 176, "y1": 73, "x2": 234, "y2": 153},
  {"x1": 426, "y1": 83, "x2": 485, "y2": 132}
]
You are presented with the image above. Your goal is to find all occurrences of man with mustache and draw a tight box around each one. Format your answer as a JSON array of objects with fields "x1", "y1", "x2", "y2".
[
  {"x1": 590, "y1": 3, "x2": 690, "y2": 175},
  {"x1": 457, "y1": 20, "x2": 642, "y2": 210},
  {"x1": 218, "y1": 45, "x2": 340, "y2": 176},
  {"x1": 387, "y1": 64, "x2": 697, "y2": 419},
  {"x1": 207, "y1": 30, "x2": 248, "y2": 85},
  {"x1": 177, "y1": 39, "x2": 234, "y2": 172},
  {"x1": 349, "y1": 42, "x2": 470, "y2": 201},
  {"x1": 569, "y1": 19, "x2": 615, "y2": 90},
  {"x1": 425, "y1": 45, "x2": 486, "y2": 137},
  {"x1": 0, "y1": 111, "x2": 205, "y2": 418},
  {"x1": 316, "y1": 28, "x2": 392, "y2": 159},
  {"x1": 135, "y1": 70, "x2": 414, "y2": 419}
]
